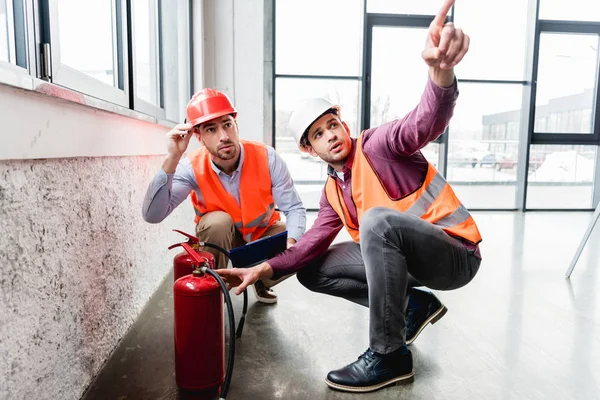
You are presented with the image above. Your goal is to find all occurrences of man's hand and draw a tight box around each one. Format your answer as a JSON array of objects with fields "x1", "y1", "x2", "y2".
[
  {"x1": 286, "y1": 238, "x2": 296, "y2": 249},
  {"x1": 421, "y1": 0, "x2": 469, "y2": 87},
  {"x1": 215, "y1": 262, "x2": 274, "y2": 296},
  {"x1": 162, "y1": 123, "x2": 194, "y2": 173}
]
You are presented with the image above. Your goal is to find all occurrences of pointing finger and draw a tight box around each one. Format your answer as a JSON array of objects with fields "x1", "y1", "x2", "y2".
[{"x1": 431, "y1": 0, "x2": 455, "y2": 29}]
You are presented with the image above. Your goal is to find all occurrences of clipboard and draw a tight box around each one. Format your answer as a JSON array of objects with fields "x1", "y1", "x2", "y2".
[{"x1": 228, "y1": 231, "x2": 288, "y2": 268}]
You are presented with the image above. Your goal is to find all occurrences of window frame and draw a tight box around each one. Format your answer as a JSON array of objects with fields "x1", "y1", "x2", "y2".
[
  {"x1": 42, "y1": 0, "x2": 129, "y2": 107},
  {"x1": 1, "y1": 0, "x2": 29, "y2": 71},
  {"x1": 531, "y1": 20, "x2": 600, "y2": 145},
  {"x1": 3, "y1": 0, "x2": 17, "y2": 63},
  {"x1": 128, "y1": 0, "x2": 165, "y2": 119}
]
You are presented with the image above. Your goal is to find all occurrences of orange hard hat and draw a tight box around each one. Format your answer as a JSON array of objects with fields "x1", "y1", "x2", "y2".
[{"x1": 186, "y1": 88, "x2": 237, "y2": 127}]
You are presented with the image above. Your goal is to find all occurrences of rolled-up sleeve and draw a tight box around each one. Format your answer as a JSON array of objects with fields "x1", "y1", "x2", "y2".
[
  {"x1": 267, "y1": 147, "x2": 306, "y2": 241},
  {"x1": 142, "y1": 160, "x2": 197, "y2": 223}
]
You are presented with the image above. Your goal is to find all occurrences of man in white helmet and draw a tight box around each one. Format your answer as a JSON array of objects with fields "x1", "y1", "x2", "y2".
[{"x1": 217, "y1": 0, "x2": 482, "y2": 392}]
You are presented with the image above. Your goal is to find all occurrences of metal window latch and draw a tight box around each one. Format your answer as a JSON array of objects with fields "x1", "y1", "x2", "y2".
[{"x1": 40, "y1": 43, "x2": 51, "y2": 81}]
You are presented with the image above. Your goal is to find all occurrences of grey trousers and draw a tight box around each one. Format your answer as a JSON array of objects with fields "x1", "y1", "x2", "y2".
[{"x1": 297, "y1": 207, "x2": 481, "y2": 354}]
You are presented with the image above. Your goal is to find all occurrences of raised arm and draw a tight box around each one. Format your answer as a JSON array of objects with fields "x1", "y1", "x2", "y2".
[
  {"x1": 142, "y1": 123, "x2": 197, "y2": 223},
  {"x1": 363, "y1": 0, "x2": 469, "y2": 157}
]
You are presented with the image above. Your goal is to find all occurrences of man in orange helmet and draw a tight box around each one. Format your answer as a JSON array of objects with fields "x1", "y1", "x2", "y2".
[
  {"x1": 142, "y1": 88, "x2": 306, "y2": 304},
  {"x1": 216, "y1": 0, "x2": 482, "y2": 392}
]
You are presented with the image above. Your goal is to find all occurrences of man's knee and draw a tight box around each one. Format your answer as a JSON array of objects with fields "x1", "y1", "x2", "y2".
[
  {"x1": 361, "y1": 207, "x2": 416, "y2": 237},
  {"x1": 360, "y1": 207, "x2": 393, "y2": 237},
  {"x1": 360, "y1": 207, "x2": 421, "y2": 248},
  {"x1": 196, "y1": 211, "x2": 235, "y2": 239},
  {"x1": 296, "y1": 267, "x2": 322, "y2": 292}
]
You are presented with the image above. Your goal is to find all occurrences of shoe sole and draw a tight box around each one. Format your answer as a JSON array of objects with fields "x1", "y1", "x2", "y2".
[
  {"x1": 406, "y1": 304, "x2": 448, "y2": 345},
  {"x1": 325, "y1": 371, "x2": 414, "y2": 393},
  {"x1": 251, "y1": 284, "x2": 278, "y2": 304}
]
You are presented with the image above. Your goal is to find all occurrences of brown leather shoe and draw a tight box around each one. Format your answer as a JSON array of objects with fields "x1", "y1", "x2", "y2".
[{"x1": 252, "y1": 280, "x2": 278, "y2": 304}]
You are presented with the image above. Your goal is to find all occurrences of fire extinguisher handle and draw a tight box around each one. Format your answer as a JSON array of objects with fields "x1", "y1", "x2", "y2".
[
  {"x1": 169, "y1": 241, "x2": 211, "y2": 268},
  {"x1": 172, "y1": 229, "x2": 201, "y2": 243}
]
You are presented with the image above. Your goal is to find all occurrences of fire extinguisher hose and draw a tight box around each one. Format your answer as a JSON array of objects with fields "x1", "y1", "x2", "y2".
[
  {"x1": 202, "y1": 266, "x2": 236, "y2": 400},
  {"x1": 198, "y1": 242, "x2": 248, "y2": 339}
]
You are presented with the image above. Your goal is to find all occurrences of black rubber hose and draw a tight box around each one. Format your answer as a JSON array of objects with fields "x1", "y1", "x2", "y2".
[
  {"x1": 199, "y1": 241, "x2": 249, "y2": 338},
  {"x1": 198, "y1": 242, "x2": 233, "y2": 264},
  {"x1": 203, "y1": 267, "x2": 235, "y2": 400}
]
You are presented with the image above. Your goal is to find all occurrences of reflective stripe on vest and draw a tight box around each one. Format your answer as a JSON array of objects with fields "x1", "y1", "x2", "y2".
[
  {"x1": 325, "y1": 133, "x2": 482, "y2": 245},
  {"x1": 187, "y1": 140, "x2": 280, "y2": 243}
]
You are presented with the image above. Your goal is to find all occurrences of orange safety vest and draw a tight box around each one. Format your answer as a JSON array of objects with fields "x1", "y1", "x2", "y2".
[
  {"x1": 325, "y1": 134, "x2": 482, "y2": 245},
  {"x1": 187, "y1": 140, "x2": 280, "y2": 243}
]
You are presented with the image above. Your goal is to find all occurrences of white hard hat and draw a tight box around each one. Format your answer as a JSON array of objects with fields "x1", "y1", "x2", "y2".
[{"x1": 289, "y1": 98, "x2": 340, "y2": 151}]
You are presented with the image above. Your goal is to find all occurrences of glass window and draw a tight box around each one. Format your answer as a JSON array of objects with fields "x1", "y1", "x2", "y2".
[
  {"x1": 421, "y1": 142, "x2": 440, "y2": 169},
  {"x1": 132, "y1": 0, "x2": 161, "y2": 107},
  {"x1": 535, "y1": 33, "x2": 599, "y2": 134},
  {"x1": 527, "y1": 145, "x2": 596, "y2": 209},
  {"x1": 275, "y1": 78, "x2": 360, "y2": 209},
  {"x1": 367, "y1": 0, "x2": 449, "y2": 15},
  {"x1": 447, "y1": 83, "x2": 525, "y2": 209},
  {"x1": 57, "y1": 0, "x2": 118, "y2": 86},
  {"x1": 370, "y1": 27, "x2": 430, "y2": 127},
  {"x1": 539, "y1": 0, "x2": 600, "y2": 22},
  {"x1": 1, "y1": 0, "x2": 14, "y2": 64},
  {"x1": 276, "y1": 0, "x2": 362, "y2": 76},
  {"x1": 453, "y1": 0, "x2": 528, "y2": 80}
]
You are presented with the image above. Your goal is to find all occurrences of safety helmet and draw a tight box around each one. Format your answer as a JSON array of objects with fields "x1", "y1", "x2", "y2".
[
  {"x1": 289, "y1": 98, "x2": 340, "y2": 152},
  {"x1": 186, "y1": 88, "x2": 237, "y2": 127}
]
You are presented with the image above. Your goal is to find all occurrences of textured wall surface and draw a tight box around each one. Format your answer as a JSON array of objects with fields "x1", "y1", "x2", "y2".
[{"x1": 0, "y1": 156, "x2": 196, "y2": 399}]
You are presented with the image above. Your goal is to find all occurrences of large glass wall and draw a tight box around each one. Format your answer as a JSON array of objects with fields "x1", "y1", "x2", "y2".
[
  {"x1": 275, "y1": 0, "x2": 363, "y2": 209},
  {"x1": 274, "y1": 0, "x2": 600, "y2": 210}
]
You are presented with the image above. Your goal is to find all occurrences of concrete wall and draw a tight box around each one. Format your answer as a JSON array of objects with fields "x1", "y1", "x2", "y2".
[
  {"x1": 0, "y1": 82, "x2": 197, "y2": 400},
  {"x1": 0, "y1": 1, "x2": 271, "y2": 398}
]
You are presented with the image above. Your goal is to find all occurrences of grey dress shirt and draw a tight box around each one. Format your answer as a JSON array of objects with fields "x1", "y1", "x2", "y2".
[{"x1": 142, "y1": 143, "x2": 306, "y2": 241}]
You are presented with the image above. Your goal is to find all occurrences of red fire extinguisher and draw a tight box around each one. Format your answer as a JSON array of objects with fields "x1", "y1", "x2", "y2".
[
  {"x1": 168, "y1": 230, "x2": 249, "y2": 399},
  {"x1": 170, "y1": 230, "x2": 249, "y2": 336}
]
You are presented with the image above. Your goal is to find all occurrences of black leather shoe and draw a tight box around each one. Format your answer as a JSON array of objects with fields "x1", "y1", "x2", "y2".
[
  {"x1": 325, "y1": 347, "x2": 414, "y2": 393},
  {"x1": 406, "y1": 288, "x2": 447, "y2": 345}
]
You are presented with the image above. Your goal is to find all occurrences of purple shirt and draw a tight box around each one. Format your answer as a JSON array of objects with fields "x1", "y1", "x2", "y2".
[{"x1": 268, "y1": 77, "x2": 481, "y2": 277}]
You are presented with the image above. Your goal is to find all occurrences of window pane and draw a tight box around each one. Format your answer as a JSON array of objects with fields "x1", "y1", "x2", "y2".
[
  {"x1": 421, "y1": 142, "x2": 440, "y2": 168},
  {"x1": 371, "y1": 27, "x2": 430, "y2": 127},
  {"x1": 0, "y1": 0, "x2": 14, "y2": 63},
  {"x1": 447, "y1": 83, "x2": 525, "y2": 209},
  {"x1": 367, "y1": 0, "x2": 448, "y2": 15},
  {"x1": 275, "y1": 78, "x2": 360, "y2": 209},
  {"x1": 527, "y1": 145, "x2": 596, "y2": 209},
  {"x1": 540, "y1": 0, "x2": 600, "y2": 22},
  {"x1": 133, "y1": 0, "x2": 160, "y2": 106},
  {"x1": 453, "y1": 0, "x2": 528, "y2": 80},
  {"x1": 57, "y1": 0, "x2": 117, "y2": 86},
  {"x1": 535, "y1": 33, "x2": 599, "y2": 134},
  {"x1": 276, "y1": 0, "x2": 362, "y2": 76}
]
